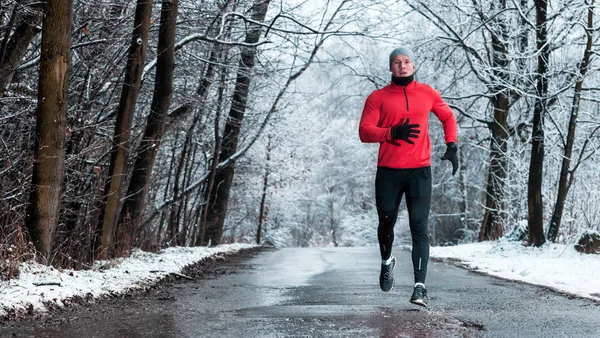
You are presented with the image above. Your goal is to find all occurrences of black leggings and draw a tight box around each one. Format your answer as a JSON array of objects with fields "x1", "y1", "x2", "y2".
[{"x1": 376, "y1": 166, "x2": 431, "y2": 284}]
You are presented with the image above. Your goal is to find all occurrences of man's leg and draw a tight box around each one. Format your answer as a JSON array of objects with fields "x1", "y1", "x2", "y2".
[
  {"x1": 375, "y1": 168, "x2": 403, "y2": 291},
  {"x1": 405, "y1": 167, "x2": 432, "y2": 283},
  {"x1": 406, "y1": 167, "x2": 432, "y2": 306},
  {"x1": 375, "y1": 168, "x2": 403, "y2": 260}
]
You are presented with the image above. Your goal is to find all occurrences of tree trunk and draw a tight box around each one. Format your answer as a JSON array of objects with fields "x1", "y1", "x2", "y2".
[
  {"x1": 96, "y1": 0, "x2": 152, "y2": 260},
  {"x1": 329, "y1": 199, "x2": 338, "y2": 247},
  {"x1": 25, "y1": 0, "x2": 72, "y2": 264},
  {"x1": 458, "y1": 144, "x2": 468, "y2": 235},
  {"x1": 528, "y1": 0, "x2": 549, "y2": 247},
  {"x1": 479, "y1": 102, "x2": 509, "y2": 241},
  {"x1": 547, "y1": 1, "x2": 594, "y2": 242},
  {"x1": 156, "y1": 144, "x2": 178, "y2": 249},
  {"x1": 479, "y1": 0, "x2": 509, "y2": 241},
  {"x1": 197, "y1": 71, "x2": 226, "y2": 245},
  {"x1": 0, "y1": 1, "x2": 45, "y2": 97},
  {"x1": 201, "y1": 0, "x2": 271, "y2": 246},
  {"x1": 118, "y1": 0, "x2": 179, "y2": 255},
  {"x1": 256, "y1": 136, "x2": 271, "y2": 244}
]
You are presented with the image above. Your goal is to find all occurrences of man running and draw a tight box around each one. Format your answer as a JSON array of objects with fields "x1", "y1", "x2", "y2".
[{"x1": 358, "y1": 47, "x2": 458, "y2": 307}]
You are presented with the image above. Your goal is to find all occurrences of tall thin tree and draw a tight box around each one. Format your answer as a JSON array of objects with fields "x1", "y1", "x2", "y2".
[
  {"x1": 96, "y1": 0, "x2": 153, "y2": 260},
  {"x1": 201, "y1": 0, "x2": 271, "y2": 246},
  {"x1": 256, "y1": 135, "x2": 272, "y2": 244},
  {"x1": 168, "y1": 1, "x2": 235, "y2": 246},
  {"x1": 528, "y1": 0, "x2": 549, "y2": 247},
  {"x1": 479, "y1": 0, "x2": 511, "y2": 241},
  {"x1": 25, "y1": 0, "x2": 73, "y2": 263},
  {"x1": 547, "y1": 1, "x2": 595, "y2": 242},
  {"x1": 118, "y1": 0, "x2": 179, "y2": 253}
]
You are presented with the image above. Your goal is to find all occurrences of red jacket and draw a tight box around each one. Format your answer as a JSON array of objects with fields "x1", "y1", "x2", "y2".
[{"x1": 359, "y1": 80, "x2": 458, "y2": 169}]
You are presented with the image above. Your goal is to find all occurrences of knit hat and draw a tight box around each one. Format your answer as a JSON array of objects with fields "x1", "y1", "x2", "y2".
[{"x1": 389, "y1": 47, "x2": 415, "y2": 66}]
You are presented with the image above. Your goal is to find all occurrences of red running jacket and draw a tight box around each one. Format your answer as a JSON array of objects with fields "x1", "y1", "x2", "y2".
[{"x1": 359, "y1": 80, "x2": 458, "y2": 169}]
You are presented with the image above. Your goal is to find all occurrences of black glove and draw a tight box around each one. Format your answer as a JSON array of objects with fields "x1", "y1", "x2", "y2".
[
  {"x1": 441, "y1": 142, "x2": 459, "y2": 175},
  {"x1": 390, "y1": 118, "x2": 420, "y2": 144}
]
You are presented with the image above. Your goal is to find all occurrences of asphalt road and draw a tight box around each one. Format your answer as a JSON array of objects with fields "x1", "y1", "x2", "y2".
[{"x1": 1, "y1": 246, "x2": 600, "y2": 337}]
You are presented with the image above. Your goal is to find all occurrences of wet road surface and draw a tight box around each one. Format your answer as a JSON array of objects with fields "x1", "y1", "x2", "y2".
[{"x1": 1, "y1": 246, "x2": 600, "y2": 337}]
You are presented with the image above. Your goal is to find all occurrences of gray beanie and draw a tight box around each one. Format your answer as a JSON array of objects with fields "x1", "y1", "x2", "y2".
[{"x1": 389, "y1": 47, "x2": 415, "y2": 66}]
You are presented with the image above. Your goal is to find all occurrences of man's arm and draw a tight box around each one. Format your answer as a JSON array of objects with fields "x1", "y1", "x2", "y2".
[
  {"x1": 358, "y1": 92, "x2": 391, "y2": 143},
  {"x1": 430, "y1": 87, "x2": 459, "y2": 175},
  {"x1": 430, "y1": 88, "x2": 458, "y2": 143}
]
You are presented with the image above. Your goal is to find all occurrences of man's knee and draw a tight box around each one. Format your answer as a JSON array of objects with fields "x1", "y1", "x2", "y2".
[{"x1": 378, "y1": 209, "x2": 397, "y2": 227}]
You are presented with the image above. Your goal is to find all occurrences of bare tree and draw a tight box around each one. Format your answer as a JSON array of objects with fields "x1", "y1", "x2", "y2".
[
  {"x1": 256, "y1": 135, "x2": 271, "y2": 244},
  {"x1": 527, "y1": 0, "x2": 549, "y2": 247},
  {"x1": 25, "y1": 0, "x2": 72, "y2": 263},
  {"x1": 547, "y1": 0, "x2": 595, "y2": 242},
  {"x1": 96, "y1": 0, "x2": 153, "y2": 260},
  {"x1": 478, "y1": 0, "x2": 511, "y2": 241},
  {"x1": 168, "y1": 0, "x2": 236, "y2": 247},
  {"x1": 118, "y1": 0, "x2": 179, "y2": 255},
  {"x1": 197, "y1": 69, "x2": 227, "y2": 246},
  {"x1": 200, "y1": 0, "x2": 271, "y2": 245}
]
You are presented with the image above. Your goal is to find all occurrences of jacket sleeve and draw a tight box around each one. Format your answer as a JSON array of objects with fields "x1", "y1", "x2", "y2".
[
  {"x1": 430, "y1": 88, "x2": 458, "y2": 144},
  {"x1": 359, "y1": 91, "x2": 391, "y2": 143}
]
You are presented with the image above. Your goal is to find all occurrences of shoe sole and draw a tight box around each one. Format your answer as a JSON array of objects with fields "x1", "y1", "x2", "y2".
[{"x1": 410, "y1": 299, "x2": 428, "y2": 307}]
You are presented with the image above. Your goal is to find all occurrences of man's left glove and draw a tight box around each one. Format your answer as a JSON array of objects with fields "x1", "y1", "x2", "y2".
[{"x1": 441, "y1": 142, "x2": 459, "y2": 175}]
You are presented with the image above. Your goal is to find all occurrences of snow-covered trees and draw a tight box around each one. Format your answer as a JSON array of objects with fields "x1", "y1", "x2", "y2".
[{"x1": 1, "y1": 0, "x2": 599, "y2": 272}]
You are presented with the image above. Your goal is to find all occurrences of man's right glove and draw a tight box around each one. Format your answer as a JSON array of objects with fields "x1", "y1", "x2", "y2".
[
  {"x1": 441, "y1": 142, "x2": 459, "y2": 175},
  {"x1": 390, "y1": 118, "x2": 420, "y2": 144}
]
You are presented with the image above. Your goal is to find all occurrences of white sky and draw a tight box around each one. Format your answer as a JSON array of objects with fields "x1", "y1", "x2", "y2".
[{"x1": 1, "y1": 240, "x2": 599, "y2": 319}]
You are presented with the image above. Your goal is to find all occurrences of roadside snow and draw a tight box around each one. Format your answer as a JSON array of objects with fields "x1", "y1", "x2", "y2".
[
  {"x1": 430, "y1": 240, "x2": 600, "y2": 302},
  {"x1": 0, "y1": 243, "x2": 257, "y2": 319}
]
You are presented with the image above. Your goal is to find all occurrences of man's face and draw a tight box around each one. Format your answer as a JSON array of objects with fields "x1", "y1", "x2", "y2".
[{"x1": 390, "y1": 54, "x2": 414, "y2": 77}]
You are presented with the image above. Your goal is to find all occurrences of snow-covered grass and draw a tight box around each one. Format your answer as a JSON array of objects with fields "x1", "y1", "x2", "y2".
[
  {"x1": 0, "y1": 243, "x2": 257, "y2": 319},
  {"x1": 430, "y1": 239, "x2": 600, "y2": 302}
]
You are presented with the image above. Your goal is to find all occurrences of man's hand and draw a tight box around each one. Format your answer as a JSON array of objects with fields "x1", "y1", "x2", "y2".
[
  {"x1": 441, "y1": 142, "x2": 459, "y2": 175},
  {"x1": 390, "y1": 118, "x2": 420, "y2": 144}
]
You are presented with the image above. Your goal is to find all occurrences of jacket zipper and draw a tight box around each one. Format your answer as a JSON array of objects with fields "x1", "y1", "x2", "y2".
[{"x1": 402, "y1": 86, "x2": 409, "y2": 111}]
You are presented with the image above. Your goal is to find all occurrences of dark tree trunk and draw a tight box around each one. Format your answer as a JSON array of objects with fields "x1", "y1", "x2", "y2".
[
  {"x1": 25, "y1": 0, "x2": 72, "y2": 263},
  {"x1": 0, "y1": 1, "x2": 45, "y2": 97},
  {"x1": 479, "y1": 0, "x2": 509, "y2": 241},
  {"x1": 96, "y1": 0, "x2": 152, "y2": 260},
  {"x1": 547, "y1": 1, "x2": 594, "y2": 242},
  {"x1": 528, "y1": 0, "x2": 549, "y2": 247},
  {"x1": 118, "y1": 0, "x2": 179, "y2": 254},
  {"x1": 201, "y1": 0, "x2": 271, "y2": 246},
  {"x1": 329, "y1": 199, "x2": 338, "y2": 247},
  {"x1": 256, "y1": 136, "x2": 271, "y2": 244},
  {"x1": 458, "y1": 144, "x2": 468, "y2": 234}
]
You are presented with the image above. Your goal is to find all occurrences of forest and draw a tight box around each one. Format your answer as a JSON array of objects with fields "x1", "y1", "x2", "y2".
[{"x1": 1, "y1": 0, "x2": 599, "y2": 277}]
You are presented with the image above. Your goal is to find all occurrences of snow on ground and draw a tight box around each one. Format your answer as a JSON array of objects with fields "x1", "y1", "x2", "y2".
[
  {"x1": 0, "y1": 243, "x2": 257, "y2": 319},
  {"x1": 430, "y1": 239, "x2": 600, "y2": 302},
  {"x1": 1, "y1": 239, "x2": 599, "y2": 320}
]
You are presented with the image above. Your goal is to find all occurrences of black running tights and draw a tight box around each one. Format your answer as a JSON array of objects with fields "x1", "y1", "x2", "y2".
[{"x1": 375, "y1": 166, "x2": 431, "y2": 284}]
